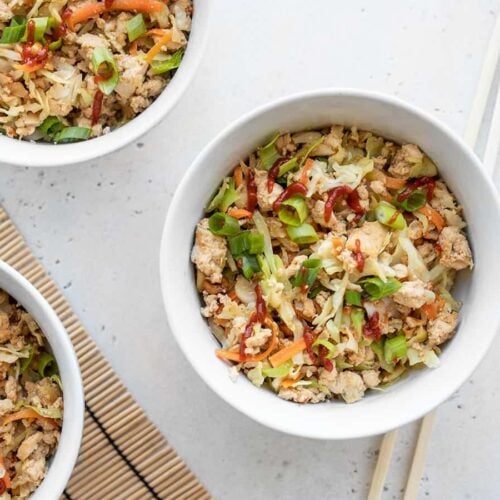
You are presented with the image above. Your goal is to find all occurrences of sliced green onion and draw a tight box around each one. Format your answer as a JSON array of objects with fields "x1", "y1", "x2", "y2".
[
  {"x1": 257, "y1": 254, "x2": 270, "y2": 278},
  {"x1": 151, "y1": 49, "x2": 184, "y2": 75},
  {"x1": 375, "y1": 201, "x2": 406, "y2": 230},
  {"x1": 312, "y1": 338, "x2": 336, "y2": 359},
  {"x1": 38, "y1": 116, "x2": 64, "y2": 139},
  {"x1": 206, "y1": 178, "x2": 229, "y2": 213},
  {"x1": 219, "y1": 178, "x2": 240, "y2": 212},
  {"x1": 20, "y1": 17, "x2": 49, "y2": 43},
  {"x1": 10, "y1": 15, "x2": 26, "y2": 27},
  {"x1": 229, "y1": 231, "x2": 264, "y2": 255},
  {"x1": 365, "y1": 136, "x2": 384, "y2": 157},
  {"x1": 262, "y1": 360, "x2": 292, "y2": 378},
  {"x1": 48, "y1": 38, "x2": 62, "y2": 50},
  {"x1": 258, "y1": 132, "x2": 280, "y2": 170},
  {"x1": 350, "y1": 307, "x2": 364, "y2": 336},
  {"x1": 20, "y1": 348, "x2": 34, "y2": 374},
  {"x1": 409, "y1": 156, "x2": 437, "y2": 178},
  {"x1": 292, "y1": 258, "x2": 321, "y2": 289},
  {"x1": 91, "y1": 47, "x2": 119, "y2": 95},
  {"x1": 278, "y1": 195, "x2": 308, "y2": 227},
  {"x1": 297, "y1": 136, "x2": 324, "y2": 166},
  {"x1": 371, "y1": 341, "x2": 394, "y2": 373},
  {"x1": 384, "y1": 335, "x2": 407, "y2": 365},
  {"x1": 38, "y1": 352, "x2": 58, "y2": 378},
  {"x1": 345, "y1": 290, "x2": 362, "y2": 307},
  {"x1": 0, "y1": 24, "x2": 26, "y2": 43},
  {"x1": 286, "y1": 223, "x2": 319, "y2": 245},
  {"x1": 398, "y1": 190, "x2": 426, "y2": 212},
  {"x1": 208, "y1": 212, "x2": 240, "y2": 237},
  {"x1": 240, "y1": 253, "x2": 260, "y2": 279},
  {"x1": 277, "y1": 157, "x2": 298, "y2": 177},
  {"x1": 53, "y1": 127, "x2": 91, "y2": 143},
  {"x1": 360, "y1": 276, "x2": 402, "y2": 301},
  {"x1": 126, "y1": 13, "x2": 146, "y2": 42}
]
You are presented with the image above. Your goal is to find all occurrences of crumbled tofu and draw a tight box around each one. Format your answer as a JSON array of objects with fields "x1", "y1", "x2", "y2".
[
  {"x1": 330, "y1": 371, "x2": 366, "y2": 403},
  {"x1": 438, "y1": 226, "x2": 473, "y2": 270},
  {"x1": 346, "y1": 221, "x2": 388, "y2": 258},
  {"x1": 393, "y1": 280, "x2": 435, "y2": 309},
  {"x1": 254, "y1": 170, "x2": 283, "y2": 211},
  {"x1": 191, "y1": 218, "x2": 227, "y2": 283},
  {"x1": 388, "y1": 144, "x2": 424, "y2": 178},
  {"x1": 428, "y1": 310, "x2": 458, "y2": 346}
]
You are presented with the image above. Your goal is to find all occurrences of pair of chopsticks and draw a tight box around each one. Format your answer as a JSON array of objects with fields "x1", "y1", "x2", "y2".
[{"x1": 368, "y1": 10, "x2": 500, "y2": 500}]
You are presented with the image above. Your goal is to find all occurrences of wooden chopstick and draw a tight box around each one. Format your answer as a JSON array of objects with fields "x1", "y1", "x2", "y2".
[
  {"x1": 367, "y1": 430, "x2": 399, "y2": 500},
  {"x1": 369, "y1": 10, "x2": 500, "y2": 499}
]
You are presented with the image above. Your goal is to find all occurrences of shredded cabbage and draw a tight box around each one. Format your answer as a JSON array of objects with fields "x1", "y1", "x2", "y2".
[
  {"x1": 247, "y1": 362, "x2": 265, "y2": 387},
  {"x1": 253, "y1": 211, "x2": 277, "y2": 274},
  {"x1": 398, "y1": 233, "x2": 429, "y2": 281}
]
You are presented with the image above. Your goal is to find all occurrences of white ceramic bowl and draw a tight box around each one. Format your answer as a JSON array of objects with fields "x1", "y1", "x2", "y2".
[
  {"x1": 0, "y1": 261, "x2": 84, "y2": 498},
  {"x1": 160, "y1": 89, "x2": 500, "y2": 439},
  {"x1": 0, "y1": 1, "x2": 210, "y2": 168}
]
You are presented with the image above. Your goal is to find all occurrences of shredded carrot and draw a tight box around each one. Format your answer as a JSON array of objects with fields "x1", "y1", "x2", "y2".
[
  {"x1": 331, "y1": 236, "x2": 344, "y2": 255},
  {"x1": 299, "y1": 158, "x2": 315, "y2": 185},
  {"x1": 216, "y1": 317, "x2": 278, "y2": 363},
  {"x1": 212, "y1": 317, "x2": 228, "y2": 327},
  {"x1": 227, "y1": 208, "x2": 253, "y2": 219},
  {"x1": 129, "y1": 40, "x2": 138, "y2": 55},
  {"x1": 67, "y1": 0, "x2": 165, "y2": 30},
  {"x1": 146, "y1": 28, "x2": 169, "y2": 37},
  {"x1": 14, "y1": 63, "x2": 46, "y2": 73},
  {"x1": 1, "y1": 408, "x2": 56, "y2": 428},
  {"x1": 269, "y1": 337, "x2": 306, "y2": 367},
  {"x1": 228, "y1": 289, "x2": 239, "y2": 302},
  {"x1": 234, "y1": 166, "x2": 243, "y2": 188},
  {"x1": 418, "y1": 205, "x2": 444, "y2": 232},
  {"x1": 145, "y1": 30, "x2": 172, "y2": 63},
  {"x1": 281, "y1": 374, "x2": 304, "y2": 389},
  {"x1": 383, "y1": 175, "x2": 406, "y2": 189},
  {"x1": 421, "y1": 302, "x2": 438, "y2": 320}
]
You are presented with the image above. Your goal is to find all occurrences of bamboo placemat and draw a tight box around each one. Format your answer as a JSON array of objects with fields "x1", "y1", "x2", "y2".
[{"x1": 0, "y1": 207, "x2": 210, "y2": 500}]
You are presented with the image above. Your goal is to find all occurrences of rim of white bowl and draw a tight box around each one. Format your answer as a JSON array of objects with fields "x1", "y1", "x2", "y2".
[
  {"x1": 0, "y1": 0, "x2": 210, "y2": 168},
  {"x1": 160, "y1": 88, "x2": 500, "y2": 439},
  {"x1": 0, "y1": 261, "x2": 84, "y2": 497}
]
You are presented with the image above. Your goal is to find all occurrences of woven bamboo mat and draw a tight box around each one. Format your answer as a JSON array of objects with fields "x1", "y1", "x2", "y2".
[{"x1": 0, "y1": 207, "x2": 210, "y2": 500}]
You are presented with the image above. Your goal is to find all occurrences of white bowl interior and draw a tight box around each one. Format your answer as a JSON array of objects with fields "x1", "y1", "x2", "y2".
[
  {"x1": 161, "y1": 90, "x2": 500, "y2": 439},
  {"x1": 0, "y1": 0, "x2": 210, "y2": 167},
  {"x1": 0, "y1": 261, "x2": 84, "y2": 498}
]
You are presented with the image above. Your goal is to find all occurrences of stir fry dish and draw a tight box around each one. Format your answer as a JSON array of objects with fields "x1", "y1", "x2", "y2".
[
  {"x1": 191, "y1": 126, "x2": 473, "y2": 404},
  {"x1": 0, "y1": 0, "x2": 192, "y2": 142},
  {"x1": 0, "y1": 290, "x2": 63, "y2": 498}
]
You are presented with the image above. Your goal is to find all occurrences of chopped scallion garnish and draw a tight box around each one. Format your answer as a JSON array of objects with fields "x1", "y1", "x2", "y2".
[
  {"x1": 345, "y1": 290, "x2": 362, "y2": 307},
  {"x1": 258, "y1": 132, "x2": 280, "y2": 170},
  {"x1": 20, "y1": 17, "x2": 49, "y2": 43},
  {"x1": 38, "y1": 116, "x2": 64, "y2": 139},
  {"x1": 286, "y1": 223, "x2": 319, "y2": 245},
  {"x1": 229, "y1": 231, "x2": 264, "y2": 255},
  {"x1": 126, "y1": 13, "x2": 146, "y2": 42},
  {"x1": 208, "y1": 212, "x2": 240, "y2": 237},
  {"x1": 240, "y1": 253, "x2": 260, "y2": 279},
  {"x1": 398, "y1": 190, "x2": 426, "y2": 212},
  {"x1": 53, "y1": 127, "x2": 91, "y2": 143},
  {"x1": 312, "y1": 338, "x2": 336, "y2": 359},
  {"x1": 278, "y1": 195, "x2": 308, "y2": 227},
  {"x1": 375, "y1": 201, "x2": 406, "y2": 230},
  {"x1": 292, "y1": 258, "x2": 321, "y2": 289},
  {"x1": 360, "y1": 276, "x2": 402, "y2": 301},
  {"x1": 91, "y1": 47, "x2": 119, "y2": 95},
  {"x1": 38, "y1": 352, "x2": 58, "y2": 378},
  {"x1": 262, "y1": 360, "x2": 292, "y2": 378},
  {"x1": 384, "y1": 335, "x2": 408, "y2": 365},
  {"x1": 151, "y1": 49, "x2": 184, "y2": 75}
]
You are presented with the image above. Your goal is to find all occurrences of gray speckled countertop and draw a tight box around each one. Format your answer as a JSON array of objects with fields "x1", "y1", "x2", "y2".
[{"x1": 1, "y1": 1, "x2": 500, "y2": 498}]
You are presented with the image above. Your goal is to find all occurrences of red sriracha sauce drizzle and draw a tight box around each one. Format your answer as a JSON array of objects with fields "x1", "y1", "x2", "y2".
[
  {"x1": 246, "y1": 169, "x2": 258, "y2": 212},
  {"x1": 91, "y1": 89, "x2": 104, "y2": 126},
  {"x1": 272, "y1": 182, "x2": 307, "y2": 211},
  {"x1": 303, "y1": 325, "x2": 333, "y2": 371},
  {"x1": 363, "y1": 311, "x2": 381, "y2": 341},
  {"x1": 397, "y1": 176, "x2": 436, "y2": 203},
  {"x1": 353, "y1": 238, "x2": 364, "y2": 272},
  {"x1": 21, "y1": 20, "x2": 49, "y2": 71},
  {"x1": 105, "y1": 0, "x2": 115, "y2": 8},
  {"x1": 267, "y1": 157, "x2": 289, "y2": 193},
  {"x1": 324, "y1": 185, "x2": 365, "y2": 223},
  {"x1": 239, "y1": 284, "x2": 267, "y2": 360}
]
